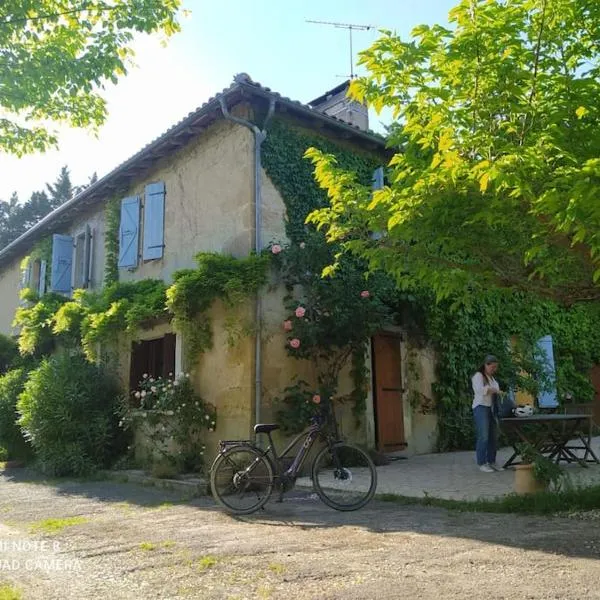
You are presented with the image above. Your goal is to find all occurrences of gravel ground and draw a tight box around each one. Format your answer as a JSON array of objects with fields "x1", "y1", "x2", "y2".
[{"x1": 1, "y1": 468, "x2": 600, "y2": 599}]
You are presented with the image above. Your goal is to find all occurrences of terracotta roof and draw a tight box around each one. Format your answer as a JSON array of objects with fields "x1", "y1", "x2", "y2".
[{"x1": 0, "y1": 73, "x2": 387, "y2": 268}]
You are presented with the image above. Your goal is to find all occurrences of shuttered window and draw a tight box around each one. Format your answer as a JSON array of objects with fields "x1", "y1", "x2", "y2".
[
  {"x1": 143, "y1": 182, "x2": 165, "y2": 261},
  {"x1": 118, "y1": 196, "x2": 140, "y2": 269},
  {"x1": 372, "y1": 166, "x2": 384, "y2": 190},
  {"x1": 50, "y1": 234, "x2": 73, "y2": 294},
  {"x1": 537, "y1": 335, "x2": 558, "y2": 409}
]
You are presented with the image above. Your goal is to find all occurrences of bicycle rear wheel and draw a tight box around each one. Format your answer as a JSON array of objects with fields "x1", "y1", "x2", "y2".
[
  {"x1": 311, "y1": 443, "x2": 377, "y2": 511},
  {"x1": 210, "y1": 445, "x2": 274, "y2": 515}
]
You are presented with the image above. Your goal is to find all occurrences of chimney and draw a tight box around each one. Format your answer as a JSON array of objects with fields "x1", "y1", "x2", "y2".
[{"x1": 308, "y1": 81, "x2": 369, "y2": 131}]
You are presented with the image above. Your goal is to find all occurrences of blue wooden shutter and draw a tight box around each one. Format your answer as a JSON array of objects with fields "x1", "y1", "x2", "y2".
[
  {"x1": 50, "y1": 234, "x2": 73, "y2": 294},
  {"x1": 537, "y1": 335, "x2": 559, "y2": 408},
  {"x1": 143, "y1": 182, "x2": 165, "y2": 260},
  {"x1": 118, "y1": 196, "x2": 140, "y2": 268},
  {"x1": 372, "y1": 167, "x2": 384, "y2": 190}
]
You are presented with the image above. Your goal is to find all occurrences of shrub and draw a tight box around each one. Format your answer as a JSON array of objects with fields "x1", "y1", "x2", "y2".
[
  {"x1": 17, "y1": 351, "x2": 127, "y2": 476},
  {"x1": 0, "y1": 334, "x2": 18, "y2": 375},
  {"x1": 0, "y1": 369, "x2": 32, "y2": 462}
]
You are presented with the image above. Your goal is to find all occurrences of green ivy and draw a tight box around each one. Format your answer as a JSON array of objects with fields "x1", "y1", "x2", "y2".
[
  {"x1": 166, "y1": 252, "x2": 270, "y2": 359},
  {"x1": 104, "y1": 198, "x2": 120, "y2": 286},
  {"x1": 262, "y1": 118, "x2": 381, "y2": 243},
  {"x1": 262, "y1": 119, "x2": 395, "y2": 423},
  {"x1": 15, "y1": 253, "x2": 269, "y2": 364},
  {"x1": 424, "y1": 289, "x2": 600, "y2": 451}
]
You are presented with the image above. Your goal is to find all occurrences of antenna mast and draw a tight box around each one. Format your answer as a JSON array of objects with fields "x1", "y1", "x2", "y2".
[{"x1": 306, "y1": 20, "x2": 375, "y2": 79}]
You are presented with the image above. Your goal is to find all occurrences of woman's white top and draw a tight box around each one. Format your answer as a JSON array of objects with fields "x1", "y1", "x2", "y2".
[{"x1": 472, "y1": 372, "x2": 499, "y2": 409}]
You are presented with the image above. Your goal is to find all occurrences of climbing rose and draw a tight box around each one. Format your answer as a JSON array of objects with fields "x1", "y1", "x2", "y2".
[
  {"x1": 295, "y1": 306, "x2": 306, "y2": 318},
  {"x1": 299, "y1": 242, "x2": 306, "y2": 249},
  {"x1": 283, "y1": 320, "x2": 293, "y2": 331},
  {"x1": 289, "y1": 338, "x2": 301, "y2": 349},
  {"x1": 271, "y1": 244, "x2": 282, "y2": 255},
  {"x1": 312, "y1": 394, "x2": 321, "y2": 404},
  {"x1": 360, "y1": 290, "x2": 370, "y2": 298}
]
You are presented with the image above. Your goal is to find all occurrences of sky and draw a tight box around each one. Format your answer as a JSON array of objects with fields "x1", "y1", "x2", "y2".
[{"x1": 0, "y1": 0, "x2": 457, "y2": 202}]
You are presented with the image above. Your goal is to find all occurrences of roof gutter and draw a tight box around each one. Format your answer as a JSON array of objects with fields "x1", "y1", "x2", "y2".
[{"x1": 218, "y1": 96, "x2": 276, "y2": 433}]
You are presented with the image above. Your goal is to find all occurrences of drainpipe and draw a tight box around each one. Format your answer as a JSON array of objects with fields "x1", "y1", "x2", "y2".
[{"x1": 219, "y1": 96, "x2": 276, "y2": 431}]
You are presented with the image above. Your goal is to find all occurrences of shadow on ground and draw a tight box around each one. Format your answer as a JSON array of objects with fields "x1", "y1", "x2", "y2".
[{"x1": 1, "y1": 466, "x2": 599, "y2": 563}]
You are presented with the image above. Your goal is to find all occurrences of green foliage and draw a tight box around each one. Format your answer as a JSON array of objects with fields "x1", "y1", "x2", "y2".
[
  {"x1": 272, "y1": 237, "x2": 393, "y2": 394},
  {"x1": 425, "y1": 290, "x2": 600, "y2": 451},
  {"x1": 0, "y1": 369, "x2": 32, "y2": 461},
  {"x1": 17, "y1": 351, "x2": 126, "y2": 476},
  {"x1": 307, "y1": 0, "x2": 600, "y2": 305},
  {"x1": 274, "y1": 380, "x2": 321, "y2": 434},
  {"x1": 517, "y1": 442, "x2": 566, "y2": 489},
  {"x1": 0, "y1": 1, "x2": 181, "y2": 156},
  {"x1": 120, "y1": 374, "x2": 216, "y2": 473},
  {"x1": 166, "y1": 252, "x2": 270, "y2": 359},
  {"x1": 15, "y1": 253, "x2": 267, "y2": 364},
  {"x1": 262, "y1": 119, "x2": 396, "y2": 426},
  {"x1": 262, "y1": 118, "x2": 381, "y2": 243},
  {"x1": 0, "y1": 334, "x2": 18, "y2": 375},
  {"x1": 104, "y1": 198, "x2": 120, "y2": 286},
  {"x1": 13, "y1": 292, "x2": 69, "y2": 356}
]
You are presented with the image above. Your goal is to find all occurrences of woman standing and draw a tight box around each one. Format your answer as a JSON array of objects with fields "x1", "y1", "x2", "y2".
[{"x1": 472, "y1": 355, "x2": 502, "y2": 472}]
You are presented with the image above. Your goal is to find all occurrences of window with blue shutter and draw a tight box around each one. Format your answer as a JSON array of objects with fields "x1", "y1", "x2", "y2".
[
  {"x1": 143, "y1": 182, "x2": 165, "y2": 261},
  {"x1": 537, "y1": 335, "x2": 559, "y2": 408},
  {"x1": 118, "y1": 196, "x2": 140, "y2": 268},
  {"x1": 50, "y1": 234, "x2": 73, "y2": 294},
  {"x1": 372, "y1": 166, "x2": 384, "y2": 190}
]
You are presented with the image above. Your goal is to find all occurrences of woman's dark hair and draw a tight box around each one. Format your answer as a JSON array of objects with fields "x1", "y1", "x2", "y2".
[{"x1": 477, "y1": 364, "x2": 489, "y2": 382}]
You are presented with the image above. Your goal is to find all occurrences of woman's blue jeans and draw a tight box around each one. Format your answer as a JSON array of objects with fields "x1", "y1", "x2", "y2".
[{"x1": 473, "y1": 405, "x2": 497, "y2": 465}]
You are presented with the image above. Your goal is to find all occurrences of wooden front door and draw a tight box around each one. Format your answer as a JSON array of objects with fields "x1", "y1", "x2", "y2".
[{"x1": 372, "y1": 333, "x2": 406, "y2": 452}]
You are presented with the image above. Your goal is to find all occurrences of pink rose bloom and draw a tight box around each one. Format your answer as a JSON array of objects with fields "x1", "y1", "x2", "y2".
[
  {"x1": 283, "y1": 320, "x2": 293, "y2": 331},
  {"x1": 271, "y1": 244, "x2": 282, "y2": 255},
  {"x1": 299, "y1": 242, "x2": 306, "y2": 249},
  {"x1": 312, "y1": 394, "x2": 321, "y2": 405},
  {"x1": 295, "y1": 306, "x2": 306, "y2": 318},
  {"x1": 360, "y1": 290, "x2": 370, "y2": 298},
  {"x1": 289, "y1": 338, "x2": 301, "y2": 349}
]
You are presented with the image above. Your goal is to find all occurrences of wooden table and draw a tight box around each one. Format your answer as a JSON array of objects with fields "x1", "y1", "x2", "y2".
[{"x1": 500, "y1": 414, "x2": 599, "y2": 468}]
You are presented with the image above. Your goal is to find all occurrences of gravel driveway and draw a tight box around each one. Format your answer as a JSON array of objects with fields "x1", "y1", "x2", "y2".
[{"x1": 1, "y1": 468, "x2": 600, "y2": 599}]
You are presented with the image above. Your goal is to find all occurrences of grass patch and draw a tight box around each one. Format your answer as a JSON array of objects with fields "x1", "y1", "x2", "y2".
[
  {"x1": 197, "y1": 555, "x2": 218, "y2": 570},
  {"x1": 377, "y1": 484, "x2": 600, "y2": 516},
  {"x1": 29, "y1": 516, "x2": 89, "y2": 534},
  {"x1": 139, "y1": 542, "x2": 157, "y2": 551},
  {"x1": 267, "y1": 563, "x2": 286, "y2": 575},
  {"x1": 162, "y1": 540, "x2": 176, "y2": 548},
  {"x1": 0, "y1": 585, "x2": 22, "y2": 600}
]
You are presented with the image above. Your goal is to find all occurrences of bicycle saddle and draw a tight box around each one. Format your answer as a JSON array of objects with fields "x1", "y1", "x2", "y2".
[{"x1": 254, "y1": 423, "x2": 279, "y2": 434}]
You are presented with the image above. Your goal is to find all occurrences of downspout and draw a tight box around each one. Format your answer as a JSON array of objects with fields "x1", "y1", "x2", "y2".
[{"x1": 219, "y1": 96, "x2": 276, "y2": 430}]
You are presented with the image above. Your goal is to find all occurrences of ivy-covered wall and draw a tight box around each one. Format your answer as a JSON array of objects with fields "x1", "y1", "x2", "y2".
[{"x1": 262, "y1": 116, "x2": 600, "y2": 454}]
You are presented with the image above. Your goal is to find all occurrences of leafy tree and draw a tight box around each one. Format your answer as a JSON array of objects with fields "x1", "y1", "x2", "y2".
[
  {"x1": 46, "y1": 165, "x2": 74, "y2": 209},
  {"x1": 307, "y1": 0, "x2": 600, "y2": 305},
  {"x1": 0, "y1": 1, "x2": 181, "y2": 156},
  {"x1": 0, "y1": 166, "x2": 91, "y2": 249}
]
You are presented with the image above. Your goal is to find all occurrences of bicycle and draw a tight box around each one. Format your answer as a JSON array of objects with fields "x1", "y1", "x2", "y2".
[{"x1": 209, "y1": 400, "x2": 377, "y2": 515}]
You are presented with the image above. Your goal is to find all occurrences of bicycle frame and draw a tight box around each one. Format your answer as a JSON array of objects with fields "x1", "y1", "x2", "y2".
[
  {"x1": 214, "y1": 402, "x2": 341, "y2": 486},
  {"x1": 261, "y1": 403, "x2": 341, "y2": 479}
]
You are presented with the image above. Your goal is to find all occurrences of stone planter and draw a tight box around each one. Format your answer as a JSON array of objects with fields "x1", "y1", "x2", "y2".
[{"x1": 513, "y1": 463, "x2": 547, "y2": 495}]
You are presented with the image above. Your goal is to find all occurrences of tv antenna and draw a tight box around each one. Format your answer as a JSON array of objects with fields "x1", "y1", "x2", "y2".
[{"x1": 306, "y1": 20, "x2": 375, "y2": 79}]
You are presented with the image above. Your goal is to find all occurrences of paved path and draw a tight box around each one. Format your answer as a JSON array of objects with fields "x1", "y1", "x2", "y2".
[
  {"x1": 295, "y1": 437, "x2": 600, "y2": 501},
  {"x1": 1, "y1": 471, "x2": 600, "y2": 599}
]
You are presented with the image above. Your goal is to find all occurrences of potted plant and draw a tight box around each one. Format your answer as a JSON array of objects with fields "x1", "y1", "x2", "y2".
[{"x1": 514, "y1": 443, "x2": 565, "y2": 494}]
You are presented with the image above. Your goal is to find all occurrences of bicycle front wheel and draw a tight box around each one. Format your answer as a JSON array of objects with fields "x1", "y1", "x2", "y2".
[
  {"x1": 210, "y1": 445, "x2": 274, "y2": 515},
  {"x1": 311, "y1": 443, "x2": 377, "y2": 511}
]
